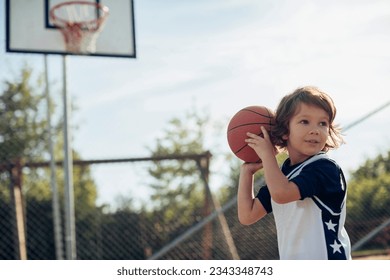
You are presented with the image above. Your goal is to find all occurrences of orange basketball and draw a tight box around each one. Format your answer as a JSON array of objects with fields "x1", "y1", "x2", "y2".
[{"x1": 227, "y1": 106, "x2": 275, "y2": 163}]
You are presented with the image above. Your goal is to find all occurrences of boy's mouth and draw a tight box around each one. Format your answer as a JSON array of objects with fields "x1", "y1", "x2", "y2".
[{"x1": 305, "y1": 139, "x2": 320, "y2": 144}]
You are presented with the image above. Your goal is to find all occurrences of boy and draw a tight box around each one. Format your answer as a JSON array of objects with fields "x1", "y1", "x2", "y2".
[{"x1": 238, "y1": 86, "x2": 351, "y2": 260}]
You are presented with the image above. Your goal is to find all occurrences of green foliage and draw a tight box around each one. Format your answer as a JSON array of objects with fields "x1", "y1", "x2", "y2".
[
  {"x1": 0, "y1": 64, "x2": 99, "y2": 259},
  {"x1": 0, "y1": 65, "x2": 47, "y2": 162},
  {"x1": 144, "y1": 108, "x2": 213, "y2": 255},
  {"x1": 350, "y1": 151, "x2": 390, "y2": 181},
  {"x1": 0, "y1": 65, "x2": 48, "y2": 200},
  {"x1": 346, "y1": 150, "x2": 390, "y2": 250},
  {"x1": 348, "y1": 173, "x2": 390, "y2": 220},
  {"x1": 0, "y1": 64, "x2": 98, "y2": 206},
  {"x1": 147, "y1": 109, "x2": 208, "y2": 211},
  {"x1": 347, "y1": 151, "x2": 390, "y2": 220}
]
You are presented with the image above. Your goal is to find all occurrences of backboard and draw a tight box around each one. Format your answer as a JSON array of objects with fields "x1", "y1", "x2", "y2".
[{"x1": 5, "y1": 0, "x2": 136, "y2": 58}]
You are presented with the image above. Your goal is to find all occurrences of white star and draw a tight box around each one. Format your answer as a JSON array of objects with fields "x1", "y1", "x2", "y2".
[
  {"x1": 325, "y1": 219, "x2": 337, "y2": 232},
  {"x1": 330, "y1": 240, "x2": 342, "y2": 254}
]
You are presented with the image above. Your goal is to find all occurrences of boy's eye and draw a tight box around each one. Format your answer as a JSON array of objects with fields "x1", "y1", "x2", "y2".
[
  {"x1": 299, "y1": 120, "x2": 309, "y2": 124},
  {"x1": 320, "y1": 121, "x2": 329, "y2": 127}
]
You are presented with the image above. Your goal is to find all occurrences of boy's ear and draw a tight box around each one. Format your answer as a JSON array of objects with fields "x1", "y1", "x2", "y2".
[{"x1": 282, "y1": 134, "x2": 289, "y2": 140}]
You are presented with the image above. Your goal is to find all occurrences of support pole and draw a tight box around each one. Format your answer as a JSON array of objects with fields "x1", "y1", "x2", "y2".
[
  {"x1": 44, "y1": 55, "x2": 64, "y2": 260},
  {"x1": 62, "y1": 55, "x2": 76, "y2": 260}
]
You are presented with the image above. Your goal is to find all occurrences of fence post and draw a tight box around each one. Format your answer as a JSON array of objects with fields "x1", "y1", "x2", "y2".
[
  {"x1": 201, "y1": 153, "x2": 213, "y2": 259},
  {"x1": 9, "y1": 159, "x2": 27, "y2": 260},
  {"x1": 197, "y1": 153, "x2": 240, "y2": 260}
]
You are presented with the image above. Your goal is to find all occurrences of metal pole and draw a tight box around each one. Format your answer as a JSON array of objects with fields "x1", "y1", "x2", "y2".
[
  {"x1": 351, "y1": 218, "x2": 390, "y2": 252},
  {"x1": 148, "y1": 197, "x2": 237, "y2": 260},
  {"x1": 343, "y1": 100, "x2": 390, "y2": 131},
  {"x1": 44, "y1": 55, "x2": 64, "y2": 260},
  {"x1": 62, "y1": 55, "x2": 76, "y2": 260}
]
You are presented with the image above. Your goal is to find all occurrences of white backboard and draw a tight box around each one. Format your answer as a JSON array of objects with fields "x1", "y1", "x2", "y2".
[{"x1": 6, "y1": 0, "x2": 136, "y2": 58}]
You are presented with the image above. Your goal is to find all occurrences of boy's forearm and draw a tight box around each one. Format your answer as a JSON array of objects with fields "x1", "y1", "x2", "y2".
[
  {"x1": 237, "y1": 169, "x2": 255, "y2": 216},
  {"x1": 262, "y1": 153, "x2": 300, "y2": 204},
  {"x1": 237, "y1": 167, "x2": 262, "y2": 224}
]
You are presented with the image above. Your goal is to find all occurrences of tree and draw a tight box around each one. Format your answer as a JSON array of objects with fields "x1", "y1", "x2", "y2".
[
  {"x1": 0, "y1": 65, "x2": 49, "y2": 259},
  {"x1": 144, "y1": 108, "x2": 217, "y2": 258},
  {"x1": 0, "y1": 66, "x2": 48, "y2": 160},
  {"x1": 0, "y1": 65, "x2": 47, "y2": 195},
  {"x1": 346, "y1": 150, "x2": 390, "y2": 250},
  {"x1": 146, "y1": 109, "x2": 208, "y2": 215},
  {"x1": 347, "y1": 151, "x2": 390, "y2": 219},
  {"x1": 349, "y1": 151, "x2": 390, "y2": 181},
  {"x1": 0, "y1": 65, "x2": 99, "y2": 259}
]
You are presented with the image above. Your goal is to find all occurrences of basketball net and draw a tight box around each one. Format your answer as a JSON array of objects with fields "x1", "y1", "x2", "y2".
[{"x1": 50, "y1": 1, "x2": 109, "y2": 54}]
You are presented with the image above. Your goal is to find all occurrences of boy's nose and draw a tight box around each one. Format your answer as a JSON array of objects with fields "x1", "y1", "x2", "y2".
[{"x1": 310, "y1": 128, "x2": 319, "y2": 135}]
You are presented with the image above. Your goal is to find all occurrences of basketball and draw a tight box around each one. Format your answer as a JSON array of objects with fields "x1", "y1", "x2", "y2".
[{"x1": 227, "y1": 106, "x2": 275, "y2": 163}]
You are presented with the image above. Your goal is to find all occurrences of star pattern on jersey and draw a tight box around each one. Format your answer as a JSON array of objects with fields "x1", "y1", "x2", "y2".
[
  {"x1": 324, "y1": 219, "x2": 343, "y2": 256},
  {"x1": 330, "y1": 240, "x2": 342, "y2": 254},
  {"x1": 325, "y1": 219, "x2": 337, "y2": 232}
]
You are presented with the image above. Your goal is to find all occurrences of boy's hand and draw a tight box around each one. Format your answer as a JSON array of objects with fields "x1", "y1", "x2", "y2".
[
  {"x1": 245, "y1": 126, "x2": 277, "y2": 162},
  {"x1": 240, "y1": 161, "x2": 263, "y2": 175}
]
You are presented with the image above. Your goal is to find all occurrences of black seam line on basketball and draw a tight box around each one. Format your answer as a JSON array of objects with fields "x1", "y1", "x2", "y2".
[
  {"x1": 234, "y1": 143, "x2": 249, "y2": 153},
  {"x1": 234, "y1": 145, "x2": 261, "y2": 163},
  {"x1": 240, "y1": 109, "x2": 272, "y2": 118},
  {"x1": 234, "y1": 131, "x2": 264, "y2": 153},
  {"x1": 228, "y1": 122, "x2": 274, "y2": 131}
]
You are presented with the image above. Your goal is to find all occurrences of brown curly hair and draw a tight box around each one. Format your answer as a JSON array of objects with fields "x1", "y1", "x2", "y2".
[{"x1": 272, "y1": 86, "x2": 344, "y2": 152}]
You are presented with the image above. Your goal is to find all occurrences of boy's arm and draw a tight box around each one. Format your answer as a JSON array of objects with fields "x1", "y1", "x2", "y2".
[
  {"x1": 246, "y1": 127, "x2": 301, "y2": 204},
  {"x1": 237, "y1": 163, "x2": 267, "y2": 225},
  {"x1": 261, "y1": 154, "x2": 301, "y2": 204}
]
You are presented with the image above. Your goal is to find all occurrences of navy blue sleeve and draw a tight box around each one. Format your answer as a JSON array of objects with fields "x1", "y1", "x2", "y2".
[
  {"x1": 290, "y1": 158, "x2": 346, "y2": 210},
  {"x1": 256, "y1": 186, "x2": 272, "y2": 213}
]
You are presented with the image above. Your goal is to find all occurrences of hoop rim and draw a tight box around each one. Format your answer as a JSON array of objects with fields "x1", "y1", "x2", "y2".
[{"x1": 49, "y1": 1, "x2": 109, "y2": 27}]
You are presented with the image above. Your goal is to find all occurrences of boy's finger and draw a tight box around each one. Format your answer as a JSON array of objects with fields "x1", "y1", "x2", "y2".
[{"x1": 261, "y1": 126, "x2": 269, "y2": 139}]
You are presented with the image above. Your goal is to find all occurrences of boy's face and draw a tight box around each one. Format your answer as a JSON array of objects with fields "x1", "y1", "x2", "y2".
[{"x1": 283, "y1": 103, "x2": 330, "y2": 165}]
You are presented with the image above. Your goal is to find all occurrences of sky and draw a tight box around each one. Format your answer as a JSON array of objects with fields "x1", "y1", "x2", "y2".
[{"x1": 1, "y1": 0, "x2": 390, "y2": 206}]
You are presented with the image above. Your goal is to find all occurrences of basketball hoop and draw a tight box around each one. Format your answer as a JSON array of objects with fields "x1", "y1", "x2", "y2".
[{"x1": 50, "y1": 1, "x2": 109, "y2": 54}]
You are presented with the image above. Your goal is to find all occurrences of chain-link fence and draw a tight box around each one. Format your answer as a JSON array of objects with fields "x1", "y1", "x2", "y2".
[
  {"x1": 1, "y1": 151, "x2": 389, "y2": 260},
  {"x1": 0, "y1": 153, "x2": 277, "y2": 260}
]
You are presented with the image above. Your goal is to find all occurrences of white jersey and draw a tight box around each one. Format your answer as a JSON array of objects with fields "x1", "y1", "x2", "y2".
[{"x1": 257, "y1": 153, "x2": 351, "y2": 260}]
